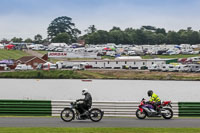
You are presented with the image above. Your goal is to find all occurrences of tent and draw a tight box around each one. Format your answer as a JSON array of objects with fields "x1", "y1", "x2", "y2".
[
  {"x1": 104, "y1": 47, "x2": 116, "y2": 51},
  {"x1": 0, "y1": 60, "x2": 14, "y2": 65},
  {"x1": 0, "y1": 44, "x2": 4, "y2": 49},
  {"x1": 104, "y1": 47, "x2": 112, "y2": 51},
  {"x1": 5, "y1": 44, "x2": 15, "y2": 49}
]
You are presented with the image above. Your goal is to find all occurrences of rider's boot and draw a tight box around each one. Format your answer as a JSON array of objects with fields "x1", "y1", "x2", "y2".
[
  {"x1": 156, "y1": 107, "x2": 161, "y2": 115},
  {"x1": 80, "y1": 110, "x2": 89, "y2": 119}
]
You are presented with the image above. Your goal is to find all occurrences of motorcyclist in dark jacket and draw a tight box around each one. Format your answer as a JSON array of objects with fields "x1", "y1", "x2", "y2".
[{"x1": 76, "y1": 89, "x2": 92, "y2": 117}]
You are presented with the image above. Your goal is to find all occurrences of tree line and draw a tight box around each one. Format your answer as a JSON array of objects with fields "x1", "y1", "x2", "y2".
[
  {"x1": 1, "y1": 16, "x2": 200, "y2": 45},
  {"x1": 82, "y1": 26, "x2": 200, "y2": 45}
]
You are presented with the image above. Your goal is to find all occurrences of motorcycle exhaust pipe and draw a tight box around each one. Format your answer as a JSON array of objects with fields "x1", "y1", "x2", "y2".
[{"x1": 161, "y1": 110, "x2": 168, "y2": 114}]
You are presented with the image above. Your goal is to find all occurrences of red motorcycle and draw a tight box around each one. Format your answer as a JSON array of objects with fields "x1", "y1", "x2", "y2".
[{"x1": 136, "y1": 98, "x2": 173, "y2": 119}]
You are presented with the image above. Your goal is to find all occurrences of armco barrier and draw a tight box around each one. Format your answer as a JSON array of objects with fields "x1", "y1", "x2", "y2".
[
  {"x1": 179, "y1": 102, "x2": 200, "y2": 117},
  {"x1": 51, "y1": 100, "x2": 178, "y2": 117},
  {"x1": 0, "y1": 100, "x2": 51, "y2": 116}
]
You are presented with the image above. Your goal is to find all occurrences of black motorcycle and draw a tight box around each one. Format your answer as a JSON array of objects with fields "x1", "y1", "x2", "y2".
[{"x1": 60, "y1": 101, "x2": 104, "y2": 122}]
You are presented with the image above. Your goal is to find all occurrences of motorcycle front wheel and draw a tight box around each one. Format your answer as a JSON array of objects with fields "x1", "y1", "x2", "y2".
[
  {"x1": 136, "y1": 109, "x2": 147, "y2": 119},
  {"x1": 162, "y1": 108, "x2": 173, "y2": 119},
  {"x1": 89, "y1": 108, "x2": 103, "y2": 122},
  {"x1": 60, "y1": 108, "x2": 75, "y2": 122}
]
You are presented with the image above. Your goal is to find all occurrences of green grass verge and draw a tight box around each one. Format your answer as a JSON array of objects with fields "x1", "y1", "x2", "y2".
[
  {"x1": 142, "y1": 54, "x2": 200, "y2": 59},
  {"x1": 0, "y1": 70, "x2": 85, "y2": 79},
  {"x1": 35, "y1": 50, "x2": 48, "y2": 55},
  {"x1": 0, "y1": 49, "x2": 30, "y2": 60},
  {"x1": 0, "y1": 128, "x2": 200, "y2": 133},
  {"x1": 1, "y1": 70, "x2": 200, "y2": 80}
]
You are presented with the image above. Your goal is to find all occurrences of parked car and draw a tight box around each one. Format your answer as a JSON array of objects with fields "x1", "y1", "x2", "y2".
[
  {"x1": 49, "y1": 64, "x2": 57, "y2": 70},
  {"x1": 161, "y1": 64, "x2": 176, "y2": 72},
  {"x1": 174, "y1": 65, "x2": 189, "y2": 72},
  {"x1": 42, "y1": 62, "x2": 57, "y2": 70},
  {"x1": 72, "y1": 63, "x2": 85, "y2": 70},
  {"x1": 15, "y1": 64, "x2": 33, "y2": 71},
  {"x1": 149, "y1": 64, "x2": 161, "y2": 71},
  {"x1": 187, "y1": 64, "x2": 200, "y2": 72}
]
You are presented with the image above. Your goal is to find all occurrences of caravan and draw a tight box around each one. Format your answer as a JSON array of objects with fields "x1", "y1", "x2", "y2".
[
  {"x1": 161, "y1": 64, "x2": 176, "y2": 72},
  {"x1": 174, "y1": 65, "x2": 189, "y2": 72},
  {"x1": 187, "y1": 64, "x2": 200, "y2": 72},
  {"x1": 149, "y1": 64, "x2": 161, "y2": 71}
]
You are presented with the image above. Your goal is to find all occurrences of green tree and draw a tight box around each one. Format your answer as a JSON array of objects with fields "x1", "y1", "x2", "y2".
[
  {"x1": 110, "y1": 26, "x2": 121, "y2": 32},
  {"x1": 141, "y1": 25, "x2": 156, "y2": 31},
  {"x1": 156, "y1": 28, "x2": 166, "y2": 35},
  {"x1": 109, "y1": 30, "x2": 125, "y2": 44},
  {"x1": 85, "y1": 25, "x2": 97, "y2": 34},
  {"x1": 85, "y1": 30, "x2": 109, "y2": 44},
  {"x1": 24, "y1": 38, "x2": 33, "y2": 43},
  {"x1": 11, "y1": 37, "x2": 23, "y2": 43},
  {"x1": 167, "y1": 31, "x2": 180, "y2": 44},
  {"x1": 47, "y1": 16, "x2": 81, "y2": 42},
  {"x1": 51, "y1": 33, "x2": 70, "y2": 43},
  {"x1": 155, "y1": 33, "x2": 166, "y2": 44},
  {"x1": 1, "y1": 38, "x2": 9, "y2": 43},
  {"x1": 34, "y1": 34, "x2": 43, "y2": 44}
]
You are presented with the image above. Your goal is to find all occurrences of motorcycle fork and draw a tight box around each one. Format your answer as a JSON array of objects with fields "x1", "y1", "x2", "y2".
[{"x1": 139, "y1": 106, "x2": 143, "y2": 112}]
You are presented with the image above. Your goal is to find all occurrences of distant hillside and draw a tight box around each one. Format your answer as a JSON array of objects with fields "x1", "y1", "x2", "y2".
[{"x1": 0, "y1": 49, "x2": 30, "y2": 60}]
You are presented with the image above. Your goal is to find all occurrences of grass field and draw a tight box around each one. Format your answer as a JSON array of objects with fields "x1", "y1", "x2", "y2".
[
  {"x1": 1, "y1": 70, "x2": 200, "y2": 80},
  {"x1": 0, "y1": 128, "x2": 200, "y2": 133},
  {"x1": 0, "y1": 70, "x2": 84, "y2": 79},
  {"x1": 141, "y1": 54, "x2": 200, "y2": 59},
  {"x1": 35, "y1": 50, "x2": 48, "y2": 55},
  {"x1": 0, "y1": 49, "x2": 30, "y2": 60},
  {"x1": 35, "y1": 50, "x2": 200, "y2": 60}
]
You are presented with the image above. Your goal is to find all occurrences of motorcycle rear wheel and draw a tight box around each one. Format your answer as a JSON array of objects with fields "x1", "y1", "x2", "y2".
[
  {"x1": 162, "y1": 108, "x2": 173, "y2": 119},
  {"x1": 89, "y1": 108, "x2": 103, "y2": 122},
  {"x1": 136, "y1": 109, "x2": 147, "y2": 119},
  {"x1": 60, "y1": 108, "x2": 75, "y2": 122}
]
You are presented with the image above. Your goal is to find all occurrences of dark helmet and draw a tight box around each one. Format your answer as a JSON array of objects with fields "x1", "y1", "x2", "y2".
[{"x1": 147, "y1": 90, "x2": 153, "y2": 97}]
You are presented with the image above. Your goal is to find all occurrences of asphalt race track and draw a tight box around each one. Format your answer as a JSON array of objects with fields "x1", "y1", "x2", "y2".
[{"x1": 0, "y1": 117, "x2": 200, "y2": 127}]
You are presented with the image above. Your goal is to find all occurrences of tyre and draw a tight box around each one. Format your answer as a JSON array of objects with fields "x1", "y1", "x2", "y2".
[
  {"x1": 60, "y1": 108, "x2": 75, "y2": 122},
  {"x1": 136, "y1": 109, "x2": 146, "y2": 119},
  {"x1": 89, "y1": 108, "x2": 103, "y2": 122},
  {"x1": 162, "y1": 108, "x2": 173, "y2": 119}
]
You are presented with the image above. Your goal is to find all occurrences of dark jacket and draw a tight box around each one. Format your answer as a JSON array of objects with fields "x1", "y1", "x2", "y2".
[
  {"x1": 84, "y1": 93, "x2": 92, "y2": 107},
  {"x1": 78, "y1": 93, "x2": 92, "y2": 107}
]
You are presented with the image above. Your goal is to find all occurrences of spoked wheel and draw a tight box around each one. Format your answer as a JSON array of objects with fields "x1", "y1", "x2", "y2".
[
  {"x1": 60, "y1": 108, "x2": 75, "y2": 122},
  {"x1": 136, "y1": 109, "x2": 147, "y2": 119},
  {"x1": 89, "y1": 108, "x2": 103, "y2": 122},
  {"x1": 162, "y1": 108, "x2": 173, "y2": 119}
]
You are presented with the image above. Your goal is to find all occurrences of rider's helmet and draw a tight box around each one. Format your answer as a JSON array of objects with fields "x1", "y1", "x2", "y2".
[
  {"x1": 82, "y1": 89, "x2": 88, "y2": 95},
  {"x1": 147, "y1": 90, "x2": 153, "y2": 97}
]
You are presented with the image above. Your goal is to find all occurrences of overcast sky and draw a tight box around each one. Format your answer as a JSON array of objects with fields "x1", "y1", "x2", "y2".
[{"x1": 1, "y1": 0, "x2": 200, "y2": 40}]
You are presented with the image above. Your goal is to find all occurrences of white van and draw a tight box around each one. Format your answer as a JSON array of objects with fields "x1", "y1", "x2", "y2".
[
  {"x1": 72, "y1": 63, "x2": 85, "y2": 70},
  {"x1": 161, "y1": 64, "x2": 176, "y2": 72},
  {"x1": 15, "y1": 64, "x2": 33, "y2": 71},
  {"x1": 149, "y1": 64, "x2": 161, "y2": 71},
  {"x1": 174, "y1": 65, "x2": 189, "y2": 72},
  {"x1": 187, "y1": 64, "x2": 200, "y2": 72}
]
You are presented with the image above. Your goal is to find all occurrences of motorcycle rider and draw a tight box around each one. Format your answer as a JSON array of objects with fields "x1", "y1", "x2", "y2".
[
  {"x1": 147, "y1": 90, "x2": 161, "y2": 113},
  {"x1": 76, "y1": 89, "x2": 92, "y2": 118}
]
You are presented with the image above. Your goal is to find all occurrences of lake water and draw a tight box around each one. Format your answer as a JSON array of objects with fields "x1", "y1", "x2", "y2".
[{"x1": 0, "y1": 79, "x2": 199, "y2": 102}]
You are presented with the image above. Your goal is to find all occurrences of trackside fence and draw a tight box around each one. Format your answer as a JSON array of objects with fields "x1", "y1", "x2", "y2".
[
  {"x1": 0, "y1": 100, "x2": 51, "y2": 116},
  {"x1": 2, "y1": 100, "x2": 200, "y2": 117},
  {"x1": 51, "y1": 100, "x2": 179, "y2": 117},
  {"x1": 179, "y1": 102, "x2": 200, "y2": 117}
]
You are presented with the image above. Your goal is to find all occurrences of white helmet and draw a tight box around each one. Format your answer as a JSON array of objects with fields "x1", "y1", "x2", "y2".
[{"x1": 82, "y1": 89, "x2": 88, "y2": 95}]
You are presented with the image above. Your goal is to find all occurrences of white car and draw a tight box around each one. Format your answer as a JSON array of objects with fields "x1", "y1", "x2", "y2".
[
  {"x1": 72, "y1": 64, "x2": 85, "y2": 70},
  {"x1": 149, "y1": 64, "x2": 161, "y2": 71},
  {"x1": 15, "y1": 64, "x2": 33, "y2": 71}
]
